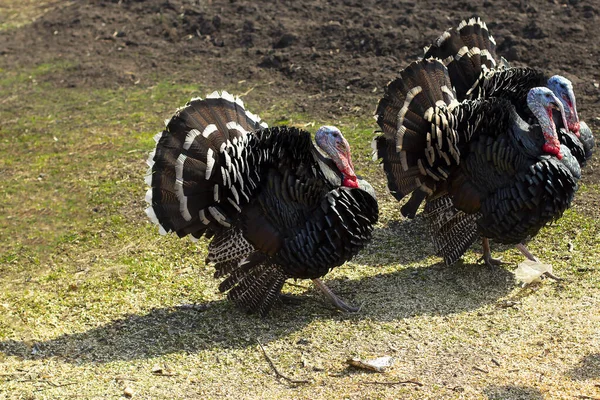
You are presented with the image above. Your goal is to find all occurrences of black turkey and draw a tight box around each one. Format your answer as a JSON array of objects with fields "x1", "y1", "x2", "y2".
[
  {"x1": 419, "y1": 17, "x2": 594, "y2": 266},
  {"x1": 145, "y1": 91, "x2": 378, "y2": 316},
  {"x1": 373, "y1": 59, "x2": 580, "y2": 269},
  {"x1": 423, "y1": 17, "x2": 595, "y2": 166}
]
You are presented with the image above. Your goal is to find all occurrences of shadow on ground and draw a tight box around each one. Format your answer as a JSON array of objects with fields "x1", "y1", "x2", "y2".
[
  {"x1": 361, "y1": 215, "x2": 518, "y2": 268},
  {"x1": 567, "y1": 353, "x2": 600, "y2": 380},
  {"x1": 483, "y1": 385, "x2": 544, "y2": 400},
  {"x1": 0, "y1": 261, "x2": 516, "y2": 364},
  {"x1": 354, "y1": 216, "x2": 435, "y2": 267}
]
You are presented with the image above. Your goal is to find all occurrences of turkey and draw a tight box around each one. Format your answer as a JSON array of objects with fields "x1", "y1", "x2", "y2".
[
  {"x1": 145, "y1": 91, "x2": 378, "y2": 316},
  {"x1": 373, "y1": 59, "x2": 581, "y2": 269},
  {"x1": 418, "y1": 17, "x2": 594, "y2": 265},
  {"x1": 423, "y1": 17, "x2": 595, "y2": 166}
]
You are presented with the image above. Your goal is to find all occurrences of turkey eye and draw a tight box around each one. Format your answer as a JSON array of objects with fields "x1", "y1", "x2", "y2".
[{"x1": 332, "y1": 133, "x2": 339, "y2": 138}]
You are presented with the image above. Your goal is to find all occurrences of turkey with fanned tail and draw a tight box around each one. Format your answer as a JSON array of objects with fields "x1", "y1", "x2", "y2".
[
  {"x1": 417, "y1": 17, "x2": 594, "y2": 266},
  {"x1": 373, "y1": 59, "x2": 580, "y2": 271},
  {"x1": 422, "y1": 17, "x2": 594, "y2": 167},
  {"x1": 145, "y1": 91, "x2": 378, "y2": 316}
]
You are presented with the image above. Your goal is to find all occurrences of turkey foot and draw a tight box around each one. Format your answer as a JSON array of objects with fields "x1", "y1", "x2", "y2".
[
  {"x1": 312, "y1": 278, "x2": 360, "y2": 313},
  {"x1": 479, "y1": 238, "x2": 509, "y2": 268},
  {"x1": 515, "y1": 243, "x2": 562, "y2": 281}
]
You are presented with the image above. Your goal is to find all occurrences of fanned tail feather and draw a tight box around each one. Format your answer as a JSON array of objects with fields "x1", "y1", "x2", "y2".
[
  {"x1": 145, "y1": 91, "x2": 268, "y2": 239},
  {"x1": 374, "y1": 58, "x2": 458, "y2": 217},
  {"x1": 424, "y1": 17, "x2": 498, "y2": 99}
]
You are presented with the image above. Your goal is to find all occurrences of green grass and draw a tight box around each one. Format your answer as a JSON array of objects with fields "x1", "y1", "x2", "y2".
[
  {"x1": 1, "y1": 58, "x2": 600, "y2": 400},
  {"x1": 0, "y1": 0, "x2": 62, "y2": 31}
]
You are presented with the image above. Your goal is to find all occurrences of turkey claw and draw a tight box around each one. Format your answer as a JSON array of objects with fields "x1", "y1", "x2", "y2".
[
  {"x1": 542, "y1": 271, "x2": 562, "y2": 281},
  {"x1": 312, "y1": 278, "x2": 361, "y2": 313},
  {"x1": 478, "y1": 255, "x2": 508, "y2": 268},
  {"x1": 336, "y1": 301, "x2": 362, "y2": 313}
]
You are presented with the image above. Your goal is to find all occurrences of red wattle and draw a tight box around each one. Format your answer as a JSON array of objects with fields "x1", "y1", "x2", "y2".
[
  {"x1": 542, "y1": 143, "x2": 562, "y2": 159},
  {"x1": 571, "y1": 121, "x2": 581, "y2": 137},
  {"x1": 343, "y1": 176, "x2": 359, "y2": 188}
]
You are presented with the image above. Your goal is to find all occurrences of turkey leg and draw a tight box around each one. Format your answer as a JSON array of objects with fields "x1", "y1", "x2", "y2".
[
  {"x1": 481, "y1": 238, "x2": 508, "y2": 268},
  {"x1": 515, "y1": 243, "x2": 562, "y2": 280},
  {"x1": 312, "y1": 278, "x2": 360, "y2": 313}
]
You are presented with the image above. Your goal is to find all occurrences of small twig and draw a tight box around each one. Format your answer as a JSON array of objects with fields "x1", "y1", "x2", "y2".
[
  {"x1": 387, "y1": 341, "x2": 399, "y2": 352},
  {"x1": 256, "y1": 339, "x2": 310, "y2": 384},
  {"x1": 576, "y1": 395, "x2": 600, "y2": 400},
  {"x1": 0, "y1": 372, "x2": 27, "y2": 377},
  {"x1": 491, "y1": 358, "x2": 501, "y2": 367},
  {"x1": 34, "y1": 381, "x2": 78, "y2": 392},
  {"x1": 240, "y1": 86, "x2": 255, "y2": 96},
  {"x1": 115, "y1": 375, "x2": 139, "y2": 382},
  {"x1": 361, "y1": 380, "x2": 423, "y2": 387},
  {"x1": 473, "y1": 366, "x2": 489, "y2": 374}
]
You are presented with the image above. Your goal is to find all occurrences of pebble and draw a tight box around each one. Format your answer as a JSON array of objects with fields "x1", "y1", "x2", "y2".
[{"x1": 123, "y1": 387, "x2": 134, "y2": 398}]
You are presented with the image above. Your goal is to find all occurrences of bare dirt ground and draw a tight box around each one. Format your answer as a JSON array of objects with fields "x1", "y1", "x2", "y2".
[{"x1": 2, "y1": 2, "x2": 599, "y2": 130}]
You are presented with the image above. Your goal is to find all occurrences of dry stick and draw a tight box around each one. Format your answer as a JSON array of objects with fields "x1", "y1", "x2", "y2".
[
  {"x1": 256, "y1": 339, "x2": 310, "y2": 384},
  {"x1": 115, "y1": 375, "x2": 139, "y2": 382},
  {"x1": 362, "y1": 380, "x2": 423, "y2": 387},
  {"x1": 34, "y1": 381, "x2": 78, "y2": 392}
]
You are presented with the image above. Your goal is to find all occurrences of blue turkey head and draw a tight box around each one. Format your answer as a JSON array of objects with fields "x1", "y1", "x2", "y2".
[
  {"x1": 315, "y1": 126, "x2": 358, "y2": 188},
  {"x1": 547, "y1": 75, "x2": 580, "y2": 136}
]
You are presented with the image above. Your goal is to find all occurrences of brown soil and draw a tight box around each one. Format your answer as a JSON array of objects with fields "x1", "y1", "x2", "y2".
[{"x1": 2, "y1": 0, "x2": 599, "y2": 183}]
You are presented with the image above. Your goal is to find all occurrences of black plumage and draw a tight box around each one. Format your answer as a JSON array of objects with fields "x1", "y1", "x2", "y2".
[
  {"x1": 424, "y1": 17, "x2": 594, "y2": 167},
  {"x1": 146, "y1": 92, "x2": 378, "y2": 315},
  {"x1": 423, "y1": 17, "x2": 545, "y2": 106},
  {"x1": 374, "y1": 59, "x2": 580, "y2": 266}
]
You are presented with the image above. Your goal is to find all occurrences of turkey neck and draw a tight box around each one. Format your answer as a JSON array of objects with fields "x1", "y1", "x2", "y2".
[
  {"x1": 310, "y1": 146, "x2": 343, "y2": 187},
  {"x1": 527, "y1": 96, "x2": 564, "y2": 159},
  {"x1": 508, "y1": 107, "x2": 548, "y2": 158}
]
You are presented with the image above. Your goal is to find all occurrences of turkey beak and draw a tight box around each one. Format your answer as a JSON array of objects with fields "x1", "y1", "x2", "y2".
[{"x1": 554, "y1": 100, "x2": 569, "y2": 137}]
